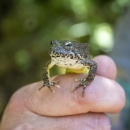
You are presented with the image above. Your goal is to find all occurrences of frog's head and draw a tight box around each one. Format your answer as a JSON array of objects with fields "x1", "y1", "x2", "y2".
[{"x1": 50, "y1": 40, "x2": 90, "y2": 59}]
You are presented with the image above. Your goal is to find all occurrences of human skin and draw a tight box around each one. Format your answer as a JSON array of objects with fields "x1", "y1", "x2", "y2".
[{"x1": 0, "y1": 55, "x2": 126, "y2": 130}]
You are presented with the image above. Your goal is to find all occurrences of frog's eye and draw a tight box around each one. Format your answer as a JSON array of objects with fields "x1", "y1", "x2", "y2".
[
  {"x1": 50, "y1": 41, "x2": 53, "y2": 45},
  {"x1": 65, "y1": 42, "x2": 72, "y2": 46}
]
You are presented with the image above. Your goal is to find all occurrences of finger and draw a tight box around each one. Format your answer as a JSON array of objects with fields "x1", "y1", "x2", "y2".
[
  {"x1": 42, "y1": 113, "x2": 111, "y2": 130},
  {"x1": 1, "y1": 109, "x2": 111, "y2": 130},
  {"x1": 11, "y1": 73, "x2": 125, "y2": 116},
  {"x1": 37, "y1": 113, "x2": 111, "y2": 130},
  {"x1": 93, "y1": 55, "x2": 117, "y2": 79}
]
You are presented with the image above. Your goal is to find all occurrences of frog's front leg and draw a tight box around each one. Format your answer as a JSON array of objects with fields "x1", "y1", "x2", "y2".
[
  {"x1": 72, "y1": 60, "x2": 97, "y2": 97},
  {"x1": 39, "y1": 60, "x2": 60, "y2": 93}
]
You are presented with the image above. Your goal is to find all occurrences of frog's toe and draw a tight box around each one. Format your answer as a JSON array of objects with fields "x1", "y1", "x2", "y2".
[
  {"x1": 71, "y1": 84, "x2": 82, "y2": 92},
  {"x1": 51, "y1": 81, "x2": 60, "y2": 88},
  {"x1": 82, "y1": 85, "x2": 87, "y2": 97},
  {"x1": 54, "y1": 84, "x2": 60, "y2": 88},
  {"x1": 82, "y1": 92, "x2": 85, "y2": 97},
  {"x1": 39, "y1": 84, "x2": 46, "y2": 90},
  {"x1": 48, "y1": 86, "x2": 55, "y2": 93},
  {"x1": 75, "y1": 79, "x2": 86, "y2": 82},
  {"x1": 53, "y1": 80, "x2": 59, "y2": 84},
  {"x1": 39, "y1": 81, "x2": 60, "y2": 93},
  {"x1": 72, "y1": 82, "x2": 87, "y2": 97}
]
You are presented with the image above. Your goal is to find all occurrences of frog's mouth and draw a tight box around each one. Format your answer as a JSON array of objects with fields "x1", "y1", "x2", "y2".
[
  {"x1": 50, "y1": 51, "x2": 63, "y2": 58},
  {"x1": 50, "y1": 50, "x2": 76, "y2": 59}
]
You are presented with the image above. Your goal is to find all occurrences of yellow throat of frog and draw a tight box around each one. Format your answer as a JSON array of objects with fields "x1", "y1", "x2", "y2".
[{"x1": 66, "y1": 66, "x2": 90, "y2": 74}]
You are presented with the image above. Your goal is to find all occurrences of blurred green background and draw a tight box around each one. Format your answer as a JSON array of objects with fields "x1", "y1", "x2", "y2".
[{"x1": 0, "y1": 0, "x2": 130, "y2": 129}]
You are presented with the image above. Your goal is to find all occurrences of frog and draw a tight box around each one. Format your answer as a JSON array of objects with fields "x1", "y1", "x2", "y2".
[{"x1": 39, "y1": 40, "x2": 98, "y2": 97}]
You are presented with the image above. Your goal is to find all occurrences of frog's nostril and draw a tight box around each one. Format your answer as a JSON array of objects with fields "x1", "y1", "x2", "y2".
[
  {"x1": 53, "y1": 40, "x2": 60, "y2": 44},
  {"x1": 50, "y1": 40, "x2": 58, "y2": 45}
]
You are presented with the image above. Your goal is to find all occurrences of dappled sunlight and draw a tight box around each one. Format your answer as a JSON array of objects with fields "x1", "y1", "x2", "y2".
[
  {"x1": 92, "y1": 23, "x2": 114, "y2": 52},
  {"x1": 70, "y1": 0, "x2": 87, "y2": 16},
  {"x1": 68, "y1": 22, "x2": 90, "y2": 38}
]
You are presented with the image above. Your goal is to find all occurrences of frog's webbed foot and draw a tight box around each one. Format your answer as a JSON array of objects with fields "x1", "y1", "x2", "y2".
[
  {"x1": 39, "y1": 80, "x2": 60, "y2": 93},
  {"x1": 72, "y1": 79, "x2": 88, "y2": 97}
]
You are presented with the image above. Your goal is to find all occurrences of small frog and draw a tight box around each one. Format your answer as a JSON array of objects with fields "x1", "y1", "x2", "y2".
[{"x1": 39, "y1": 40, "x2": 97, "y2": 97}]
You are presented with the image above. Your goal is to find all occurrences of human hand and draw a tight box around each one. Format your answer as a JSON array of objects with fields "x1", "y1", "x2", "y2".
[{"x1": 0, "y1": 55, "x2": 125, "y2": 130}]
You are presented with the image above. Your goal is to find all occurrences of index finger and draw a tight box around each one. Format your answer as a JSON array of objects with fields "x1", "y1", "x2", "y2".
[{"x1": 94, "y1": 55, "x2": 117, "y2": 79}]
